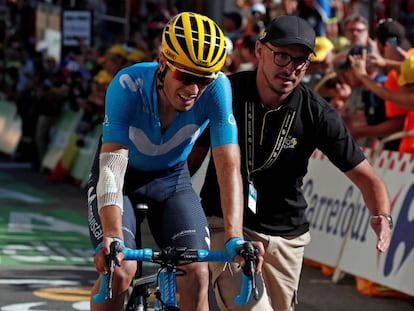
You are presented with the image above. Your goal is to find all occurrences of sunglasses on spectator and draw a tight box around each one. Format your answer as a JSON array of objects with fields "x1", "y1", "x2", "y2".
[
  {"x1": 346, "y1": 27, "x2": 367, "y2": 33},
  {"x1": 166, "y1": 62, "x2": 215, "y2": 87},
  {"x1": 264, "y1": 44, "x2": 311, "y2": 71}
]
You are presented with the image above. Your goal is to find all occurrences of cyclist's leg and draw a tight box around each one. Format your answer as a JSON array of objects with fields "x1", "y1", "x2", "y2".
[
  {"x1": 88, "y1": 199, "x2": 138, "y2": 311},
  {"x1": 208, "y1": 216, "x2": 272, "y2": 311},
  {"x1": 145, "y1": 162, "x2": 210, "y2": 311},
  {"x1": 87, "y1": 146, "x2": 138, "y2": 311},
  {"x1": 161, "y1": 192, "x2": 209, "y2": 311}
]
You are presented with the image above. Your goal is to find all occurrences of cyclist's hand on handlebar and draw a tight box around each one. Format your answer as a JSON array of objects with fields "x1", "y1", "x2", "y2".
[
  {"x1": 225, "y1": 238, "x2": 264, "y2": 272},
  {"x1": 249, "y1": 241, "x2": 264, "y2": 272},
  {"x1": 226, "y1": 238, "x2": 264, "y2": 302},
  {"x1": 237, "y1": 241, "x2": 264, "y2": 273},
  {"x1": 94, "y1": 237, "x2": 125, "y2": 274}
]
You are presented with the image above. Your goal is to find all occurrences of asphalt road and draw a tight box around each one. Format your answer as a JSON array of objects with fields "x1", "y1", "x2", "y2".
[{"x1": 1, "y1": 157, "x2": 413, "y2": 311}]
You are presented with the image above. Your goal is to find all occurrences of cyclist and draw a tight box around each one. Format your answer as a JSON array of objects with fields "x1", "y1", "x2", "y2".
[{"x1": 87, "y1": 12, "x2": 264, "y2": 311}]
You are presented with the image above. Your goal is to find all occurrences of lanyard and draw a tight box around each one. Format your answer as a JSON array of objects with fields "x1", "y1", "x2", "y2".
[{"x1": 245, "y1": 101, "x2": 296, "y2": 182}]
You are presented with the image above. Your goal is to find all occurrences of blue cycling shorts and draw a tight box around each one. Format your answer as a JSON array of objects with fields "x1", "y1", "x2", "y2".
[{"x1": 87, "y1": 149, "x2": 209, "y2": 251}]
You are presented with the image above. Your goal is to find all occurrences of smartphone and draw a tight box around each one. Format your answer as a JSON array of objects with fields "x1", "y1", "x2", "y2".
[
  {"x1": 325, "y1": 78, "x2": 341, "y2": 89},
  {"x1": 387, "y1": 36, "x2": 398, "y2": 48}
]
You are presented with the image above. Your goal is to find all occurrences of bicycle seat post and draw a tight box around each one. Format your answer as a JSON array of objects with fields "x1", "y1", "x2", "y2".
[{"x1": 134, "y1": 203, "x2": 149, "y2": 279}]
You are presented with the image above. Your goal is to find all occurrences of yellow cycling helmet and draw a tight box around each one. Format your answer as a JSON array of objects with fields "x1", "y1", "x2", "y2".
[{"x1": 162, "y1": 12, "x2": 227, "y2": 78}]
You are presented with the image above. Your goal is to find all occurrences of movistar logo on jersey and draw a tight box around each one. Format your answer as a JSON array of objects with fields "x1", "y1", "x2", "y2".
[
  {"x1": 228, "y1": 113, "x2": 236, "y2": 126},
  {"x1": 129, "y1": 124, "x2": 201, "y2": 156},
  {"x1": 103, "y1": 115, "x2": 109, "y2": 127},
  {"x1": 119, "y1": 73, "x2": 143, "y2": 92}
]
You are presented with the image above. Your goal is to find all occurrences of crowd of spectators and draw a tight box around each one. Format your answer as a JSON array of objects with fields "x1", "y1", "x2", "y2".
[
  {"x1": 312, "y1": 15, "x2": 414, "y2": 154},
  {"x1": 2, "y1": 0, "x2": 414, "y2": 187}
]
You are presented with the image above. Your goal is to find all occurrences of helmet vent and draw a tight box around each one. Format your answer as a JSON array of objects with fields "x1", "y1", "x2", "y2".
[
  {"x1": 161, "y1": 12, "x2": 226, "y2": 74},
  {"x1": 201, "y1": 19, "x2": 211, "y2": 60}
]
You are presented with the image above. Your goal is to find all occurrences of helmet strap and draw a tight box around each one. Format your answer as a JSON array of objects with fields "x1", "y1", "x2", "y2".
[{"x1": 156, "y1": 68, "x2": 167, "y2": 90}]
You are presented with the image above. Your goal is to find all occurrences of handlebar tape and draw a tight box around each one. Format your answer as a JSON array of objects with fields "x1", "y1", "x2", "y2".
[
  {"x1": 235, "y1": 273, "x2": 253, "y2": 305},
  {"x1": 93, "y1": 275, "x2": 109, "y2": 304}
]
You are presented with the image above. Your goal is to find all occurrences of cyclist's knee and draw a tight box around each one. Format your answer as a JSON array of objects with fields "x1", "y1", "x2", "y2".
[
  {"x1": 182, "y1": 262, "x2": 209, "y2": 284},
  {"x1": 178, "y1": 262, "x2": 210, "y2": 309},
  {"x1": 113, "y1": 260, "x2": 137, "y2": 291}
]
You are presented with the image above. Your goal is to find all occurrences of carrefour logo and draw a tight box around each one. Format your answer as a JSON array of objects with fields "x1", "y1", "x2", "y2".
[
  {"x1": 304, "y1": 180, "x2": 371, "y2": 242},
  {"x1": 303, "y1": 179, "x2": 414, "y2": 277},
  {"x1": 384, "y1": 184, "x2": 414, "y2": 277}
]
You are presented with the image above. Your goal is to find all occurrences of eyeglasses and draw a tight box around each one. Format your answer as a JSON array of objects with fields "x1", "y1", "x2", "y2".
[
  {"x1": 346, "y1": 27, "x2": 367, "y2": 33},
  {"x1": 166, "y1": 62, "x2": 215, "y2": 87},
  {"x1": 264, "y1": 44, "x2": 311, "y2": 71}
]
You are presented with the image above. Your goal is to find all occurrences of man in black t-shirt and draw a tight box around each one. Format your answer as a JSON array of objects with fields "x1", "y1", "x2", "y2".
[{"x1": 189, "y1": 15, "x2": 392, "y2": 311}]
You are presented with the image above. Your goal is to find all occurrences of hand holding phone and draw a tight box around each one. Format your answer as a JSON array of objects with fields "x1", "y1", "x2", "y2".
[
  {"x1": 384, "y1": 36, "x2": 406, "y2": 61},
  {"x1": 387, "y1": 36, "x2": 398, "y2": 48}
]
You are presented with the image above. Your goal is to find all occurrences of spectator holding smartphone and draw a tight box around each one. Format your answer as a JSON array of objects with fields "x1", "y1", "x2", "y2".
[
  {"x1": 350, "y1": 52, "x2": 414, "y2": 154},
  {"x1": 367, "y1": 18, "x2": 414, "y2": 151}
]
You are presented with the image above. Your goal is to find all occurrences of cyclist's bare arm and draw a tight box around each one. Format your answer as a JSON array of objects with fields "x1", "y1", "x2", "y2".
[
  {"x1": 211, "y1": 144, "x2": 244, "y2": 241},
  {"x1": 206, "y1": 144, "x2": 265, "y2": 271},
  {"x1": 95, "y1": 142, "x2": 129, "y2": 273}
]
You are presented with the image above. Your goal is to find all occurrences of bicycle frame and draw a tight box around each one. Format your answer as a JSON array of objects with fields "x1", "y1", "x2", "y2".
[
  {"x1": 93, "y1": 243, "x2": 258, "y2": 310},
  {"x1": 156, "y1": 266, "x2": 179, "y2": 310},
  {"x1": 124, "y1": 273, "x2": 157, "y2": 311}
]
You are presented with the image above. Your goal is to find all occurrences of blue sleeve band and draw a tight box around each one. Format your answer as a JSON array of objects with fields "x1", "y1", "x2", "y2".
[{"x1": 225, "y1": 237, "x2": 244, "y2": 259}]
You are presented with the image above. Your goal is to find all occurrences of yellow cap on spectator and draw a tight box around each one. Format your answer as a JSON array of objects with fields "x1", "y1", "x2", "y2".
[
  {"x1": 107, "y1": 44, "x2": 127, "y2": 58},
  {"x1": 311, "y1": 37, "x2": 334, "y2": 62},
  {"x1": 326, "y1": 17, "x2": 338, "y2": 24},
  {"x1": 127, "y1": 49, "x2": 146, "y2": 63},
  {"x1": 93, "y1": 69, "x2": 113, "y2": 84},
  {"x1": 398, "y1": 56, "x2": 414, "y2": 86}
]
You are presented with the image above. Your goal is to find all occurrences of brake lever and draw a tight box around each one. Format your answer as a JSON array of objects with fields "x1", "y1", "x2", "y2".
[
  {"x1": 106, "y1": 240, "x2": 123, "y2": 299},
  {"x1": 238, "y1": 242, "x2": 259, "y2": 300}
]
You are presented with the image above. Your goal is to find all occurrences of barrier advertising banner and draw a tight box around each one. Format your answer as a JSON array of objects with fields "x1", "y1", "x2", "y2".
[{"x1": 303, "y1": 149, "x2": 414, "y2": 296}]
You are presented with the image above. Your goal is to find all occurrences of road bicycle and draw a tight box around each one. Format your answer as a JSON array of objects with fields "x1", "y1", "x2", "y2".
[{"x1": 93, "y1": 239, "x2": 259, "y2": 311}]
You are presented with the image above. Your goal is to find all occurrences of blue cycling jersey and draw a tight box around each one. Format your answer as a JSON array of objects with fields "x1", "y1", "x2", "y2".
[{"x1": 103, "y1": 62, "x2": 237, "y2": 171}]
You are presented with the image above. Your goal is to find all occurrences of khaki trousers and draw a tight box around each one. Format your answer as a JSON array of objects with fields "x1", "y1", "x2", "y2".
[{"x1": 208, "y1": 216, "x2": 311, "y2": 311}]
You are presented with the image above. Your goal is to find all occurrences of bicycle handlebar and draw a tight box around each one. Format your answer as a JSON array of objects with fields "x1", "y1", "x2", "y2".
[{"x1": 93, "y1": 242, "x2": 258, "y2": 306}]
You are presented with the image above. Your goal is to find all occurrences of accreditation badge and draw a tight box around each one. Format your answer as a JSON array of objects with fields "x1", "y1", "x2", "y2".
[{"x1": 248, "y1": 182, "x2": 257, "y2": 214}]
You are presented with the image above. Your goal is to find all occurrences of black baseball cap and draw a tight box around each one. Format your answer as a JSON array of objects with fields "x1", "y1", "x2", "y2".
[{"x1": 259, "y1": 15, "x2": 316, "y2": 53}]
